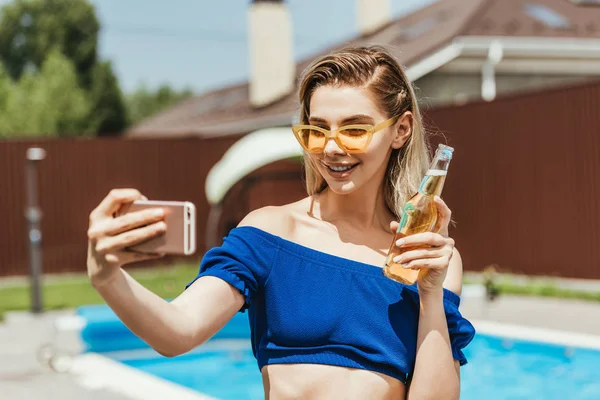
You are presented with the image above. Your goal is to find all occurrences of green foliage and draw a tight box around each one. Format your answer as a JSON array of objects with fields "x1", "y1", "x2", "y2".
[
  {"x1": 0, "y1": 264, "x2": 199, "y2": 320},
  {"x1": 0, "y1": 0, "x2": 99, "y2": 87},
  {"x1": 0, "y1": 0, "x2": 130, "y2": 137},
  {"x1": 0, "y1": 63, "x2": 12, "y2": 111},
  {"x1": 88, "y1": 61, "x2": 128, "y2": 135},
  {"x1": 126, "y1": 84, "x2": 193, "y2": 126},
  {"x1": 494, "y1": 281, "x2": 600, "y2": 302},
  {"x1": 0, "y1": 0, "x2": 192, "y2": 137},
  {"x1": 0, "y1": 49, "x2": 92, "y2": 137}
]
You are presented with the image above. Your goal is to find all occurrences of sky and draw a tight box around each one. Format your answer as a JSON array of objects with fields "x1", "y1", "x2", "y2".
[
  {"x1": 89, "y1": 0, "x2": 437, "y2": 94},
  {"x1": 0, "y1": 0, "x2": 437, "y2": 94}
]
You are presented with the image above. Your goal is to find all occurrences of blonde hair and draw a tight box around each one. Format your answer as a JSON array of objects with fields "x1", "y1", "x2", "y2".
[{"x1": 297, "y1": 45, "x2": 431, "y2": 218}]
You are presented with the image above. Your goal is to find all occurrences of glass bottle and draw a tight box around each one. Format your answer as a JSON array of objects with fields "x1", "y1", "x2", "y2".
[{"x1": 383, "y1": 144, "x2": 454, "y2": 284}]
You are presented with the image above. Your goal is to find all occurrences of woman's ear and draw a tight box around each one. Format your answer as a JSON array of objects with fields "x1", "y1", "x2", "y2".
[{"x1": 392, "y1": 112, "x2": 413, "y2": 150}]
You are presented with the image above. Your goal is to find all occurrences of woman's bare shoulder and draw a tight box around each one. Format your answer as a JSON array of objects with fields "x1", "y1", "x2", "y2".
[{"x1": 237, "y1": 197, "x2": 311, "y2": 238}]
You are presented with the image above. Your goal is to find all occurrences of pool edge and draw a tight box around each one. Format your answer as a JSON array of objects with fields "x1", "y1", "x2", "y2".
[
  {"x1": 69, "y1": 352, "x2": 219, "y2": 400},
  {"x1": 62, "y1": 316, "x2": 600, "y2": 399},
  {"x1": 471, "y1": 319, "x2": 600, "y2": 351}
]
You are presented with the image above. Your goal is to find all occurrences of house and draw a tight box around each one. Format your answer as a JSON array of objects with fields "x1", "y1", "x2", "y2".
[
  {"x1": 127, "y1": 0, "x2": 600, "y2": 138},
  {"x1": 120, "y1": 1, "x2": 600, "y2": 277}
]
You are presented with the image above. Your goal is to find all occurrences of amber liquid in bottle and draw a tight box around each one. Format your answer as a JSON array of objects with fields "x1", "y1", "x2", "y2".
[{"x1": 383, "y1": 144, "x2": 454, "y2": 284}]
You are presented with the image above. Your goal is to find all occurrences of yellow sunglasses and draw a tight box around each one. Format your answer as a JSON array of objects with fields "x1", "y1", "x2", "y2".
[{"x1": 292, "y1": 115, "x2": 400, "y2": 154}]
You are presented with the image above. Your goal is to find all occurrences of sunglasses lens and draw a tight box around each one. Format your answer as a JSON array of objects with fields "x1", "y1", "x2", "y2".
[
  {"x1": 297, "y1": 128, "x2": 326, "y2": 152},
  {"x1": 339, "y1": 128, "x2": 370, "y2": 152},
  {"x1": 294, "y1": 126, "x2": 371, "y2": 153}
]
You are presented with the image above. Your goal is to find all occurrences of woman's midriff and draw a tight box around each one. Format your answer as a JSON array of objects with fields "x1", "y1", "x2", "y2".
[{"x1": 261, "y1": 363, "x2": 407, "y2": 400}]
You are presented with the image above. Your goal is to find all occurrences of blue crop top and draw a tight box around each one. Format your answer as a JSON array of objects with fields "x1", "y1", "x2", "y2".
[{"x1": 186, "y1": 226, "x2": 476, "y2": 383}]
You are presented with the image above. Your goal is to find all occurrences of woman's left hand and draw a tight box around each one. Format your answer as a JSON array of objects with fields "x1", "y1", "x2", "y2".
[{"x1": 389, "y1": 196, "x2": 455, "y2": 295}]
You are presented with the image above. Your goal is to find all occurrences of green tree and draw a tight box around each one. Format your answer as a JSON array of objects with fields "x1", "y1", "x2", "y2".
[
  {"x1": 0, "y1": 0, "x2": 189, "y2": 136},
  {"x1": 0, "y1": 63, "x2": 15, "y2": 133},
  {"x1": 0, "y1": 0, "x2": 99, "y2": 87},
  {"x1": 0, "y1": 0, "x2": 128, "y2": 135},
  {"x1": 126, "y1": 84, "x2": 194, "y2": 126},
  {"x1": 0, "y1": 63, "x2": 12, "y2": 109},
  {"x1": 88, "y1": 61, "x2": 128, "y2": 135},
  {"x1": 0, "y1": 49, "x2": 91, "y2": 137}
]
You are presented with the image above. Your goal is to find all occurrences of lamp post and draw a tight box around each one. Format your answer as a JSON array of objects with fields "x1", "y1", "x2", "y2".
[{"x1": 25, "y1": 147, "x2": 46, "y2": 314}]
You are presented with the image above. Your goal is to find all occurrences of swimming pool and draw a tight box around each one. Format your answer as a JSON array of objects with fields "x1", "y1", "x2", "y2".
[{"x1": 75, "y1": 305, "x2": 600, "y2": 400}]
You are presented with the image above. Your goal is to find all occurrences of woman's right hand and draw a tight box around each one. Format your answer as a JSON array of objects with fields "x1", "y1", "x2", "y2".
[{"x1": 87, "y1": 189, "x2": 167, "y2": 287}]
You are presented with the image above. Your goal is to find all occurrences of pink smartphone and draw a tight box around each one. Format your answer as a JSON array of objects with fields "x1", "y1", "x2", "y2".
[{"x1": 118, "y1": 200, "x2": 196, "y2": 256}]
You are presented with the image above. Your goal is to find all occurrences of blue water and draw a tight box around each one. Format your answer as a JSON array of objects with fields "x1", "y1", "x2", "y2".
[
  {"x1": 120, "y1": 347, "x2": 263, "y2": 400},
  {"x1": 77, "y1": 305, "x2": 600, "y2": 400}
]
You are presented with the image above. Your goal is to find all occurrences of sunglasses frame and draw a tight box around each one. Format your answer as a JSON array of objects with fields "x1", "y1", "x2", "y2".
[{"x1": 292, "y1": 115, "x2": 400, "y2": 154}]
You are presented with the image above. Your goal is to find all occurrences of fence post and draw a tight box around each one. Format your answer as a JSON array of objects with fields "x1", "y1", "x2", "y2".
[{"x1": 25, "y1": 147, "x2": 46, "y2": 314}]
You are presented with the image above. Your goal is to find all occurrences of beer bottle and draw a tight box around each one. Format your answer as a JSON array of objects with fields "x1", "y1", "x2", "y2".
[{"x1": 383, "y1": 143, "x2": 454, "y2": 284}]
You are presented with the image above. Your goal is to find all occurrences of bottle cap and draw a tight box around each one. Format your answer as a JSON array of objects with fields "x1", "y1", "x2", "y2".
[{"x1": 436, "y1": 144, "x2": 454, "y2": 160}]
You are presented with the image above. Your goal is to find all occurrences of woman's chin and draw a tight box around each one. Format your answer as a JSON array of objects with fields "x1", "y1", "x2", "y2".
[{"x1": 324, "y1": 180, "x2": 358, "y2": 195}]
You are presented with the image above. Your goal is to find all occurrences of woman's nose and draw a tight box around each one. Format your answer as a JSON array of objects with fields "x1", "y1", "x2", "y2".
[{"x1": 323, "y1": 138, "x2": 345, "y2": 156}]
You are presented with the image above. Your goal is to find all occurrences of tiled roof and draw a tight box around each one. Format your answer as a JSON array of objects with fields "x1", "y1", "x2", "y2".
[
  {"x1": 464, "y1": 0, "x2": 600, "y2": 37},
  {"x1": 127, "y1": 0, "x2": 600, "y2": 137}
]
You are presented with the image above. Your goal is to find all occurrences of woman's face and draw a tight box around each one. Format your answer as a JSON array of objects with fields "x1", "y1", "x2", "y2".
[{"x1": 307, "y1": 84, "x2": 411, "y2": 196}]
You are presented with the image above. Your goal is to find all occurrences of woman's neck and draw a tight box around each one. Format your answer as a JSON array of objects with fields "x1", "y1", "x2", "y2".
[{"x1": 315, "y1": 184, "x2": 394, "y2": 232}]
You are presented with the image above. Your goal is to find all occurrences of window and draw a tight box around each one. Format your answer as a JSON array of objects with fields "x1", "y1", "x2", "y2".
[{"x1": 523, "y1": 3, "x2": 570, "y2": 28}]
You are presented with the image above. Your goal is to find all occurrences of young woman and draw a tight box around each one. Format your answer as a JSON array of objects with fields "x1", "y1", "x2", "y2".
[{"x1": 87, "y1": 45, "x2": 475, "y2": 400}]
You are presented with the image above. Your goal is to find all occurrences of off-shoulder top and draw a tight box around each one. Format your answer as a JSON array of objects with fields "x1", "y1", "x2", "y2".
[{"x1": 186, "y1": 226, "x2": 476, "y2": 384}]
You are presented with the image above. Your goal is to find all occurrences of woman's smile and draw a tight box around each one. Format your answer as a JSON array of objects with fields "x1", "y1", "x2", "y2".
[{"x1": 319, "y1": 160, "x2": 360, "y2": 178}]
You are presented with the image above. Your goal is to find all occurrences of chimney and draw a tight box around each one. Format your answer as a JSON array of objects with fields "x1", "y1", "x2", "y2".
[
  {"x1": 248, "y1": 0, "x2": 295, "y2": 108},
  {"x1": 357, "y1": 0, "x2": 392, "y2": 35}
]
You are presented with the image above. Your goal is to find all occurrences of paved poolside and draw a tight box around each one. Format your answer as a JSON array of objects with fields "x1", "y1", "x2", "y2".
[
  {"x1": 1, "y1": 292, "x2": 600, "y2": 399},
  {"x1": 0, "y1": 310, "x2": 131, "y2": 400},
  {"x1": 461, "y1": 294, "x2": 600, "y2": 336}
]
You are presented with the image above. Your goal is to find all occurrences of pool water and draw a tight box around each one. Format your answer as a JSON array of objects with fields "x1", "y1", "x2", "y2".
[
  {"x1": 460, "y1": 335, "x2": 600, "y2": 400},
  {"x1": 76, "y1": 305, "x2": 600, "y2": 400},
  {"x1": 118, "y1": 345, "x2": 263, "y2": 400},
  {"x1": 110, "y1": 336, "x2": 600, "y2": 400}
]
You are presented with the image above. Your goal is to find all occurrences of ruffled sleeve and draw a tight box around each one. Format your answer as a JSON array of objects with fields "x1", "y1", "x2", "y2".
[
  {"x1": 185, "y1": 227, "x2": 277, "y2": 312},
  {"x1": 443, "y1": 289, "x2": 476, "y2": 366}
]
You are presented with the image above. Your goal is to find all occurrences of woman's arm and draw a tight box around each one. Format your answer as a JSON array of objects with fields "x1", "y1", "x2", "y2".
[
  {"x1": 87, "y1": 189, "x2": 245, "y2": 357},
  {"x1": 94, "y1": 271, "x2": 244, "y2": 357},
  {"x1": 390, "y1": 196, "x2": 463, "y2": 399},
  {"x1": 406, "y1": 249, "x2": 462, "y2": 400}
]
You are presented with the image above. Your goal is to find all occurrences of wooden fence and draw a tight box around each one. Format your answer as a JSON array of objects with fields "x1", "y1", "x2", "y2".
[
  {"x1": 0, "y1": 136, "x2": 305, "y2": 277},
  {"x1": 1, "y1": 80, "x2": 599, "y2": 279},
  {"x1": 424, "y1": 81, "x2": 600, "y2": 279}
]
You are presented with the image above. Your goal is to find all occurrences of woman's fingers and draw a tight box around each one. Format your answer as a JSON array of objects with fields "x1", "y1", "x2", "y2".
[
  {"x1": 86, "y1": 188, "x2": 164, "y2": 278},
  {"x1": 393, "y1": 230, "x2": 455, "y2": 270},
  {"x1": 393, "y1": 247, "x2": 447, "y2": 264},
  {"x1": 395, "y1": 231, "x2": 450, "y2": 248},
  {"x1": 433, "y1": 196, "x2": 452, "y2": 237},
  {"x1": 95, "y1": 221, "x2": 166, "y2": 254},
  {"x1": 89, "y1": 189, "x2": 144, "y2": 221},
  {"x1": 105, "y1": 250, "x2": 165, "y2": 266},
  {"x1": 399, "y1": 256, "x2": 448, "y2": 270},
  {"x1": 124, "y1": 251, "x2": 165, "y2": 264},
  {"x1": 102, "y1": 208, "x2": 165, "y2": 237},
  {"x1": 88, "y1": 207, "x2": 164, "y2": 240}
]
